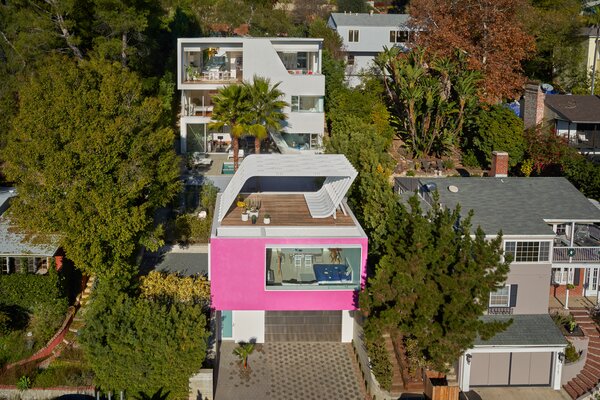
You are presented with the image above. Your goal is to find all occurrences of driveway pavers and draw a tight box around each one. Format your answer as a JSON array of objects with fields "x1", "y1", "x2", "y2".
[{"x1": 215, "y1": 342, "x2": 366, "y2": 400}]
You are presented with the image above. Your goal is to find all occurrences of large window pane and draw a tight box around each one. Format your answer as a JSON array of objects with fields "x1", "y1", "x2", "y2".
[{"x1": 266, "y1": 246, "x2": 361, "y2": 290}]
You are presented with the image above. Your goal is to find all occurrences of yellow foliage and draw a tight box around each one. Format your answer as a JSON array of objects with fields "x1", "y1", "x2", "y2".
[{"x1": 140, "y1": 271, "x2": 211, "y2": 306}]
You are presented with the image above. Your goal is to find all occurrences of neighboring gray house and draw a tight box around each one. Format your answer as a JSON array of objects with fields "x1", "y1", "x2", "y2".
[
  {"x1": 327, "y1": 12, "x2": 411, "y2": 87},
  {"x1": 523, "y1": 84, "x2": 600, "y2": 154},
  {"x1": 395, "y1": 152, "x2": 600, "y2": 392},
  {"x1": 0, "y1": 189, "x2": 61, "y2": 274}
]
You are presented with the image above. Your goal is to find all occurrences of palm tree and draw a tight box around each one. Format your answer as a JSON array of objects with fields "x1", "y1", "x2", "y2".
[
  {"x1": 245, "y1": 76, "x2": 288, "y2": 154},
  {"x1": 209, "y1": 84, "x2": 252, "y2": 171},
  {"x1": 233, "y1": 342, "x2": 255, "y2": 369}
]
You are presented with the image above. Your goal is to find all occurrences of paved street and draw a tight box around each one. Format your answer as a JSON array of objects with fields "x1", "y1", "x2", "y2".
[{"x1": 215, "y1": 342, "x2": 366, "y2": 400}]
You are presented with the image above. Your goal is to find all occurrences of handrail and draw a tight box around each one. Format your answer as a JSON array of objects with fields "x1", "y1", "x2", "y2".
[{"x1": 553, "y1": 247, "x2": 600, "y2": 262}]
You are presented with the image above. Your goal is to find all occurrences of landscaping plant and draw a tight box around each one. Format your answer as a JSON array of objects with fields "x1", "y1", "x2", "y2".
[{"x1": 233, "y1": 343, "x2": 255, "y2": 370}]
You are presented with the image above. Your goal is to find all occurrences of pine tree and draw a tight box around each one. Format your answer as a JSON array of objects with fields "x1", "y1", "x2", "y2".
[{"x1": 360, "y1": 195, "x2": 511, "y2": 374}]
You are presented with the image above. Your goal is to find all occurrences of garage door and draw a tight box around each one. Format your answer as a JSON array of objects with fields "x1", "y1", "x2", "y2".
[
  {"x1": 265, "y1": 311, "x2": 341, "y2": 341},
  {"x1": 470, "y1": 352, "x2": 552, "y2": 386}
]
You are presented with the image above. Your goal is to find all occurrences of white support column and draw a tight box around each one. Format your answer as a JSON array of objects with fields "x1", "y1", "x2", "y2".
[
  {"x1": 552, "y1": 351, "x2": 563, "y2": 390},
  {"x1": 181, "y1": 121, "x2": 188, "y2": 154},
  {"x1": 459, "y1": 353, "x2": 471, "y2": 392}
]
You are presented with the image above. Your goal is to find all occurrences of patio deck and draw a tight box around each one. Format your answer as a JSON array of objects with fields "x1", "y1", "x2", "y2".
[
  {"x1": 549, "y1": 295, "x2": 598, "y2": 310},
  {"x1": 220, "y1": 193, "x2": 356, "y2": 227}
]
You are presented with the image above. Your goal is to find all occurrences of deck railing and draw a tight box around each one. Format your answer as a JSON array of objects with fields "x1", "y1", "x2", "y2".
[{"x1": 553, "y1": 247, "x2": 600, "y2": 263}]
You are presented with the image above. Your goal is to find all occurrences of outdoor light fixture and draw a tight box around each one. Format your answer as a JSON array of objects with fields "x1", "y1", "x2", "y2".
[
  {"x1": 466, "y1": 353, "x2": 472, "y2": 364},
  {"x1": 558, "y1": 352, "x2": 565, "y2": 363}
]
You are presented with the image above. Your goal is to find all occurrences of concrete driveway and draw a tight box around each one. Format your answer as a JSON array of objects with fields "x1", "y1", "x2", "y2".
[
  {"x1": 214, "y1": 342, "x2": 367, "y2": 400},
  {"x1": 463, "y1": 387, "x2": 572, "y2": 400}
]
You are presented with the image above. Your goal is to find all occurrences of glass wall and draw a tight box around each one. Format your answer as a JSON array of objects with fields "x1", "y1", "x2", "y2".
[
  {"x1": 265, "y1": 246, "x2": 361, "y2": 290},
  {"x1": 291, "y1": 96, "x2": 324, "y2": 113}
]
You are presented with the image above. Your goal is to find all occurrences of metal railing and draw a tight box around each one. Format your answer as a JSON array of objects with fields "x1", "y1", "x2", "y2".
[{"x1": 553, "y1": 247, "x2": 600, "y2": 263}]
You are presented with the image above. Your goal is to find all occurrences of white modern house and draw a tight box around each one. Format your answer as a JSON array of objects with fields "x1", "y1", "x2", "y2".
[
  {"x1": 176, "y1": 37, "x2": 325, "y2": 155},
  {"x1": 327, "y1": 12, "x2": 411, "y2": 87}
]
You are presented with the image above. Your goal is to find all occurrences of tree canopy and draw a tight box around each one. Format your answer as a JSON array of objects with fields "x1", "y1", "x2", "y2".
[
  {"x1": 2, "y1": 56, "x2": 180, "y2": 281},
  {"x1": 360, "y1": 196, "x2": 511, "y2": 374},
  {"x1": 409, "y1": 0, "x2": 535, "y2": 102},
  {"x1": 376, "y1": 47, "x2": 480, "y2": 158}
]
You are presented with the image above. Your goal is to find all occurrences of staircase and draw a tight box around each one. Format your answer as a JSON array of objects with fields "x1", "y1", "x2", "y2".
[
  {"x1": 383, "y1": 334, "x2": 405, "y2": 396},
  {"x1": 563, "y1": 308, "x2": 600, "y2": 399}
]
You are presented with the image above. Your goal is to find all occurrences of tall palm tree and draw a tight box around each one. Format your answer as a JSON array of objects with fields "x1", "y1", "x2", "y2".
[
  {"x1": 209, "y1": 84, "x2": 252, "y2": 171},
  {"x1": 245, "y1": 76, "x2": 288, "y2": 154}
]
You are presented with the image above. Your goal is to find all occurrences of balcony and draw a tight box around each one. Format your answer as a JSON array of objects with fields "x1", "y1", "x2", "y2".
[
  {"x1": 553, "y1": 223, "x2": 600, "y2": 263},
  {"x1": 182, "y1": 49, "x2": 243, "y2": 85}
]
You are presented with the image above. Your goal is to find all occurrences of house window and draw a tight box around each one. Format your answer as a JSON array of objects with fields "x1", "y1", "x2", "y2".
[
  {"x1": 389, "y1": 30, "x2": 409, "y2": 43},
  {"x1": 504, "y1": 241, "x2": 550, "y2": 262},
  {"x1": 348, "y1": 30, "x2": 359, "y2": 42},
  {"x1": 555, "y1": 224, "x2": 567, "y2": 236},
  {"x1": 489, "y1": 285, "x2": 510, "y2": 307},
  {"x1": 347, "y1": 55, "x2": 355, "y2": 66},
  {"x1": 290, "y1": 96, "x2": 324, "y2": 113},
  {"x1": 0, "y1": 257, "x2": 8, "y2": 274},
  {"x1": 265, "y1": 246, "x2": 361, "y2": 290},
  {"x1": 553, "y1": 268, "x2": 574, "y2": 285}
]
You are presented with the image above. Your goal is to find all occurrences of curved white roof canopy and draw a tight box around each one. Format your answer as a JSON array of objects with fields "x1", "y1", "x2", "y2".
[{"x1": 217, "y1": 154, "x2": 358, "y2": 221}]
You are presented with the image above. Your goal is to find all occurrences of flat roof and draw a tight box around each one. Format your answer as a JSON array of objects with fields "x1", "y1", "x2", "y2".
[
  {"x1": 329, "y1": 12, "x2": 410, "y2": 28},
  {"x1": 545, "y1": 95, "x2": 600, "y2": 123},
  {"x1": 475, "y1": 314, "x2": 567, "y2": 347},
  {"x1": 178, "y1": 37, "x2": 323, "y2": 44},
  {"x1": 220, "y1": 194, "x2": 356, "y2": 227},
  {"x1": 396, "y1": 177, "x2": 600, "y2": 236}
]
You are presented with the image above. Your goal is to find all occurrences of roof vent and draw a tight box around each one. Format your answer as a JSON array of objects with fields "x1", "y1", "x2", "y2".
[
  {"x1": 565, "y1": 100, "x2": 577, "y2": 109},
  {"x1": 448, "y1": 185, "x2": 459, "y2": 193}
]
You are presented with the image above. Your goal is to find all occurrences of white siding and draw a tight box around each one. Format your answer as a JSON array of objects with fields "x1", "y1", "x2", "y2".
[{"x1": 233, "y1": 310, "x2": 265, "y2": 343}]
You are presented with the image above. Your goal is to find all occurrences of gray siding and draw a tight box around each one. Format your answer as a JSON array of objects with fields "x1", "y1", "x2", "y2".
[{"x1": 506, "y1": 263, "x2": 551, "y2": 314}]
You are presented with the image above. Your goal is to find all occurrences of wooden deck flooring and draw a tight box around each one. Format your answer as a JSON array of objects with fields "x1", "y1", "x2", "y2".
[{"x1": 220, "y1": 193, "x2": 355, "y2": 227}]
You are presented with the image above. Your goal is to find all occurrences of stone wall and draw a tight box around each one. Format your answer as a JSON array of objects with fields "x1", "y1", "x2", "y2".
[{"x1": 0, "y1": 386, "x2": 95, "y2": 400}]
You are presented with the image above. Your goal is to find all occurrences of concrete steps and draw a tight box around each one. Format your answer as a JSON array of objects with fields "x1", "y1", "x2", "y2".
[{"x1": 563, "y1": 310, "x2": 600, "y2": 399}]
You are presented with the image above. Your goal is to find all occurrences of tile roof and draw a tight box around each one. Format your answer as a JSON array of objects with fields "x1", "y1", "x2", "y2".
[
  {"x1": 475, "y1": 314, "x2": 567, "y2": 347},
  {"x1": 545, "y1": 95, "x2": 600, "y2": 123},
  {"x1": 395, "y1": 177, "x2": 600, "y2": 236},
  {"x1": 329, "y1": 13, "x2": 410, "y2": 28}
]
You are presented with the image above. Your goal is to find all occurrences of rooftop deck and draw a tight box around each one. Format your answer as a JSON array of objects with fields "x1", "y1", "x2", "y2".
[{"x1": 220, "y1": 193, "x2": 355, "y2": 227}]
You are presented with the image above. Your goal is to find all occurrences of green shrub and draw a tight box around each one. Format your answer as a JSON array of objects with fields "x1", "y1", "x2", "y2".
[
  {"x1": 0, "y1": 311, "x2": 11, "y2": 336},
  {"x1": 17, "y1": 375, "x2": 31, "y2": 391},
  {"x1": 0, "y1": 331, "x2": 36, "y2": 367},
  {"x1": 33, "y1": 363, "x2": 94, "y2": 388},
  {"x1": 0, "y1": 268, "x2": 67, "y2": 313},
  {"x1": 565, "y1": 342, "x2": 580, "y2": 363},
  {"x1": 30, "y1": 302, "x2": 68, "y2": 345},
  {"x1": 463, "y1": 105, "x2": 526, "y2": 169},
  {"x1": 366, "y1": 339, "x2": 393, "y2": 391},
  {"x1": 442, "y1": 159, "x2": 455, "y2": 170},
  {"x1": 461, "y1": 150, "x2": 481, "y2": 168}
]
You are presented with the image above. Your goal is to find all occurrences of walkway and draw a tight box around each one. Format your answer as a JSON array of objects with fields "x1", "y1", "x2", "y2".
[
  {"x1": 563, "y1": 308, "x2": 600, "y2": 399},
  {"x1": 214, "y1": 342, "x2": 367, "y2": 400}
]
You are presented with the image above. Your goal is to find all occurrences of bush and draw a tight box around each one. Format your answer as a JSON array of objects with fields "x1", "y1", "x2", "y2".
[
  {"x1": 366, "y1": 339, "x2": 393, "y2": 391},
  {"x1": 565, "y1": 342, "x2": 580, "y2": 363},
  {"x1": 463, "y1": 105, "x2": 526, "y2": 169},
  {"x1": 17, "y1": 375, "x2": 31, "y2": 391},
  {"x1": 461, "y1": 150, "x2": 480, "y2": 168},
  {"x1": 0, "y1": 268, "x2": 66, "y2": 313},
  {"x1": 33, "y1": 363, "x2": 94, "y2": 388}
]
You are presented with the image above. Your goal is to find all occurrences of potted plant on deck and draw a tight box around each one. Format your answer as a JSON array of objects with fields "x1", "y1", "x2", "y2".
[{"x1": 263, "y1": 213, "x2": 271, "y2": 224}]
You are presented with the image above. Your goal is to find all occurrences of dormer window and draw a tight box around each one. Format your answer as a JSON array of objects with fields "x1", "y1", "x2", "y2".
[{"x1": 348, "y1": 30, "x2": 359, "y2": 42}]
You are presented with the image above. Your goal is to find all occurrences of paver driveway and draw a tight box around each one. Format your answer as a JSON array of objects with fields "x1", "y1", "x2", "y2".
[{"x1": 215, "y1": 342, "x2": 366, "y2": 400}]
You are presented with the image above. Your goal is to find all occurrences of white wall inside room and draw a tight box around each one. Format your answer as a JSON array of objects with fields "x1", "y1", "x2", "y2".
[{"x1": 233, "y1": 310, "x2": 265, "y2": 343}]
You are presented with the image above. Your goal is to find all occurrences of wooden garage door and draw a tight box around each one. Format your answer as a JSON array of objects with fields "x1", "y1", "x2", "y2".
[
  {"x1": 471, "y1": 352, "x2": 552, "y2": 387},
  {"x1": 265, "y1": 311, "x2": 341, "y2": 341}
]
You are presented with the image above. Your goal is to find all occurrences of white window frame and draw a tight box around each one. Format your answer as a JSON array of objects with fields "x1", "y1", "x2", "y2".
[
  {"x1": 489, "y1": 285, "x2": 510, "y2": 307},
  {"x1": 504, "y1": 240, "x2": 551, "y2": 263},
  {"x1": 348, "y1": 30, "x2": 359, "y2": 43},
  {"x1": 553, "y1": 268, "x2": 574, "y2": 285}
]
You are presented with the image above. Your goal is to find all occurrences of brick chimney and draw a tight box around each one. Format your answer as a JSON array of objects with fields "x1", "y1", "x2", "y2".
[
  {"x1": 522, "y1": 83, "x2": 545, "y2": 129},
  {"x1": 490, "y1": 151, "x2": 509, "y2": 177}
]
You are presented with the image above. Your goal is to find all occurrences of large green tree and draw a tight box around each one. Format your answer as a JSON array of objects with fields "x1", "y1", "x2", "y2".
[
  {"x1": 376, "y1": 46, "x2": 480, "y2": 158},
  {"x1": 80, "y1": 282, "x2": 209, "y2": 397},
  {"x1": 360, "y1": 196, "x2": 511, "y2": 374},
  {"x1": 2, "y1": 56, "x2": 180, "y2": 281}
]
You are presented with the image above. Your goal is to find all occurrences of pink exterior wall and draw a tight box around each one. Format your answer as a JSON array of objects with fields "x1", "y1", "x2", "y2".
[{"x1": 210, "y1": 237, "x2": 368, "y2": 311}]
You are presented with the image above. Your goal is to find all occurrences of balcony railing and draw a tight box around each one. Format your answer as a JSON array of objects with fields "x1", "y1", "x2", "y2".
[
  {"x1": 488, "y1": 307, "x2": 513, "y2": 315},
  {"x1": 553, "y1": 247, "x2": 600, "y2": 263}
]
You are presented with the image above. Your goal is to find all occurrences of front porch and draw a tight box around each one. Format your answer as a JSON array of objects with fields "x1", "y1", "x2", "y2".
[{"x1": 549, "y1": 295, "x2": 598, "y2": 311}]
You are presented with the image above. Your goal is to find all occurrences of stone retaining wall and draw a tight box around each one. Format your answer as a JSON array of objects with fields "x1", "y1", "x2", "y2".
[{"x1": 0, "y1": 386, "x2": 95, "y2": 400}]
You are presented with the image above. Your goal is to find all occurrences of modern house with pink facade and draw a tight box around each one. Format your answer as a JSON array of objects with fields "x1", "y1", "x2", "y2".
[{"x1": 209, "y1": 154, "x2": 368, "y2": 343}]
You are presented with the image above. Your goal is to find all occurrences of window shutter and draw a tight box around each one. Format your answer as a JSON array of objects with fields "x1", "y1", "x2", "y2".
[
  {"x1": 574, "y1": 269, "x2": 581, "y2": 286},
  {"x1": 509, "y1": 284, "x2": 518, "y2": 307}
]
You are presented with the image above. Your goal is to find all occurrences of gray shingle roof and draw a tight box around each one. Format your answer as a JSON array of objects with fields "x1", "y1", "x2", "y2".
[
  {"x1": 545, "y1": 95, "x2": 600, "y2": 123},
  {"x1": 329, "y1": 13, "x2": 410, "y2": 28},
  {"x1": 0, "y1": 189, "x2": 59, "y2": 256},
  {"x1": 397, "y1": 177, "x2": 600, "y2": 236},
  {"x1": 475, "y1": 314, "x2": 567, "y2": 347}
]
